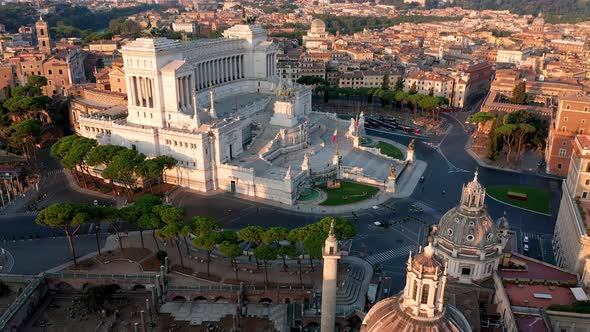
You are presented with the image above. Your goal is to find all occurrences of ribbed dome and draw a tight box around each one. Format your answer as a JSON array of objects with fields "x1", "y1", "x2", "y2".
[
  {"x1": 436, "y1": 206, "x2": 501, "y2": 249},
  {"x1": 361, "y1": 297, "x2": 469, "y2": 332},
  {"x1": 434, "y1": 170, "x2": 502, "y2": 249},
  {"x1": 310, "y1": 19, "x2": 326, "y2": 33}
]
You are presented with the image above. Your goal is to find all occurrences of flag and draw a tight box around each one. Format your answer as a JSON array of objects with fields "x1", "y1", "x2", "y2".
[{"x1": 332, "y1": 129, "x2": 338, "y2": 143}]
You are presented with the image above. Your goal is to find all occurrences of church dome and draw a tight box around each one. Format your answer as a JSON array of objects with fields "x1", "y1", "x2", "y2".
[
  {"x1": 360, "y1": 297, "x2": 470, "y2": 332},
  {"x1": 436, "y1": 207, "x2": 500, "y2": 249},
  {"x1": 435, "y1": 170, "x2": 502, "y2": 249},
  {"x1": 361, "y1": 243, "x2": 471, "y2": 332},
  {"x1": 532, "y1": 13, "x2": 545, "y2": 25},
  {"x1": 310, "y1": 19, "x2": 326, "y2": 34}
]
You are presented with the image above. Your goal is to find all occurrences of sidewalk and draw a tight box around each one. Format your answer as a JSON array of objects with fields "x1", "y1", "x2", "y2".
[
  {"x1": 0, "y1": 186, "x2": 39, "y2": 215},
  {"x1": 61, "y1": 170, "x2": 127, "y2": 207}
]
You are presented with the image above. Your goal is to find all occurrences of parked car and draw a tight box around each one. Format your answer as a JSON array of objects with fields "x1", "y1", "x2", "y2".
[
  {"x1": 523, "y1": 235, "x2": 529, "y2": 243},
  {"x1": 523, "y1": 244, "x2": 529, "y2": 252}
]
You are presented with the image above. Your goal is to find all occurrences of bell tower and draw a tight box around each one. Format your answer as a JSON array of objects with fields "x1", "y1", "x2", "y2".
[{"x1": 36, "y1": 15, "x2": 51, "y2": 54}]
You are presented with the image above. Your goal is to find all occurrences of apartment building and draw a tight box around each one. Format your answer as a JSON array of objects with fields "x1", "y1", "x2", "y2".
[
  {"x1": 553, "y1": 135, "x2": 590, "y2": 286},
  {"x1": 546, "y1": 93, "x2": 590, "y2": 176}
]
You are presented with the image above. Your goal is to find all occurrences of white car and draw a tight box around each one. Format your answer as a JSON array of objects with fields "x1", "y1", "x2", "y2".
[
  {"x1": 374, "y1": 221, "x2": 383, "y2": 227},
  {"x1": 523, "y1": 236, "x2": 529, "y2": 243},
  {"x1": 523, "y1": 244, "x2": 529, "y2": 252}
]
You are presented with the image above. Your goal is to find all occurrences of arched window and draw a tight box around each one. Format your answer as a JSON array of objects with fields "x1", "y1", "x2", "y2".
[
  {"x1": 412, "y1": 282, "x2": 418, "y2": 301},
  {"x1": 421, "y1": 284, "x2": 430, "y2": 304}
]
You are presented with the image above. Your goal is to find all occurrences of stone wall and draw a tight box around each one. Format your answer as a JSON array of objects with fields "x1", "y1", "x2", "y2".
[
  {"x1": 0, "y1": 276, "x2": 48, "y2": 332},
  {"x1": 492, "y1": 272, "x2": 519, "y2": 332},
  {"x1": 553, "y1": 181, "x2": 590, "y2": 277},
  {"x1": 340, "y1": 166, "x2": 386, "y2": 187}
]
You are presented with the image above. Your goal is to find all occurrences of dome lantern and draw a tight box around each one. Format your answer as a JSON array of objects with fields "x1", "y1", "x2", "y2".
[{"x1": 460, "y1": 169, "x2": 486, "y2": 212}]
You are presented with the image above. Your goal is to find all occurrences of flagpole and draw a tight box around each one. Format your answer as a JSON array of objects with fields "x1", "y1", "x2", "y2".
[{"x1": 336, "y1": 115, "x2": 339, "y2": 157}]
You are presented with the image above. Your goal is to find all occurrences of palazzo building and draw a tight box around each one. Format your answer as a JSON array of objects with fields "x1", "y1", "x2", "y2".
[
  {"x1": 553, "y1": 135, "x2": 590, "y2": 285},
  {"x1": 431, "y1": 171, "x2": 509, "y2": 283}
]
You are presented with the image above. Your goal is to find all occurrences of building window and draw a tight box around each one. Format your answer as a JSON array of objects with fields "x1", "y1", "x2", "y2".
[
  {"x1": 564, "y1": 117, "x2": 568, "y2": 122},
  {"x1": 59, "y1": 69, "x2": 63, "y2": 75},
  {"x1": 412, "y1": 282, "x2": 418, "y2": 300},
  {"x1": 421, "y1": 284, "x2": 430, "y2": 304},
  {"x1": 48, "y1": 70, "x2": 52, "y2": 75},
  {"x1": 557, "y1": 163, "x2": 562, "y2": 169},
  {"x1": 585, "y1": 107, "x2": 589, "y2": 112},
  {"x1": 583, "y1": 191, "x2": 588, "y2": 199},
  {"x1": 131, "y1": 144, "x2": 137, "y2": 151},
  {"x1": 566, "y1": 105, "x2": 571, "y2": 109},
  {"x1": 461, "y1": 267, "x2": 471, "y2": 276},
  {"x1": 559, "y1": 148, "x2": 567, "y2": 157},
  {"x1": 586, "y1": 179, "x2": 590, "y2": 185}
]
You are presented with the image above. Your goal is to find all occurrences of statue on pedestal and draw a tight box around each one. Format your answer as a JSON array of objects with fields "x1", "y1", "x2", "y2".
[
  {"x1": 346, "y1": 118, "x2": 356, "y2": 138},
  {"x1": 389, "y1": 165, "x2": 396, "y2": 179}
]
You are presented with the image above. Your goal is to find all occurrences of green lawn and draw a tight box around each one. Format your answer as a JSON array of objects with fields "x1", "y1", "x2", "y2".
[
  {"x1": 320, "y1": 181, "x2": 380, "y2": 206},
  {"x1": 375, "y1": 141, "x2": 404, "y2": 159},
  {"x1": 486, "y1": 185, "x2": 551, "y2": 215}
]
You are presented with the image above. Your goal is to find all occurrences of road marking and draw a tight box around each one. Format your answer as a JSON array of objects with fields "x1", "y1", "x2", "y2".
[{"x1": 365, "y1": 245, "x2": 414, "y2": 265}]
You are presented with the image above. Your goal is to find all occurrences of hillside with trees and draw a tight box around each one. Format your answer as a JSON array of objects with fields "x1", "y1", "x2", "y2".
[
  {"x1": 438, "y1": 0, "x2": 590, "y2": 24},
  {"x1": 0, "y1": 3, "x2": 160, "y2": 33}
]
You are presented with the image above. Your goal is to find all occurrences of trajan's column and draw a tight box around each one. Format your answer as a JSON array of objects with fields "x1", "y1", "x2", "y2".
[{"x1": 321, "y1": 221, "x2": 340, "y2": 332}]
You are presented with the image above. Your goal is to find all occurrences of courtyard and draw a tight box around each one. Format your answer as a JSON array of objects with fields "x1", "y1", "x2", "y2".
[{"x1": 320, "y1": 181, "x2": 380, "y2": 206}]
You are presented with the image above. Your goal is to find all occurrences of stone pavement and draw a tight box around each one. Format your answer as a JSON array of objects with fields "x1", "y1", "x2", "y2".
[
  {"x1": 0, "y1": 184, "x2": 38, "y2": 216},
  {"x1": 160, "y1": 303, "x2": 288, "y2": 331}
]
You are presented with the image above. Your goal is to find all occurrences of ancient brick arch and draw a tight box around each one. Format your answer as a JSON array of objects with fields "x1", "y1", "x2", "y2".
[
  {"x1": 214, "y1": 296, "x2": 230, "y2": 303},
  {"x1": 258, "y1": 297, "x2": 273, "y2": 304},
  {"x1": 54, "y1": 281, "x2": 76, "y2": 291},
  {"x1": 193, "y1": 296, "x2": 207, "y2": 303},
  {"x1": 132, "y1": 284, "x2": 147, "y2": 291},
  {"x1": 172, "y1": 295, "x2": 187, "y2": 302}
]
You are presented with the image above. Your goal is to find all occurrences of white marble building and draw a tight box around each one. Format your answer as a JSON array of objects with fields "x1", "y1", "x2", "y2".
[{"x1": 75, "y1": 23, "x2": 403, "y2": 206}]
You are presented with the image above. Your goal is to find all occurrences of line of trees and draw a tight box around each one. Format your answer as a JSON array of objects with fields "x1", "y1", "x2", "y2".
[
  {"x1": 468, "y1": 110, "x2": 545, "y2": 162},
  {"x1": 51, "y1": 135, "x2": 177, "y2": 198},
  {"x1": 36, "y1": 197, "x2": 356, "y2": 286},
  {"x1": 315, "y1": 75, "x2": 448, "y2": 119}
]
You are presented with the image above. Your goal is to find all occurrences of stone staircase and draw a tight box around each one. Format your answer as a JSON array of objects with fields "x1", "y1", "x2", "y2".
[
  {"x1": 160, "y1": 302, "x2": 289, "y2": 331},
  {"x1": 335, "y1": 264, "x2": 365, "y2": 311}
]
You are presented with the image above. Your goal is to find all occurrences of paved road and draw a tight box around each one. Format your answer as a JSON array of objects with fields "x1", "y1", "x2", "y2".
[{"x1": 1, "y1": 111, "x2": 559, "y2": 276}]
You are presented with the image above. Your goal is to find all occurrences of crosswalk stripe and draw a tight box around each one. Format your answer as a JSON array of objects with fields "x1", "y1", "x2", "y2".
[{"x1": 365, "y1": 245, "x2": 414, "y2": 265}]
